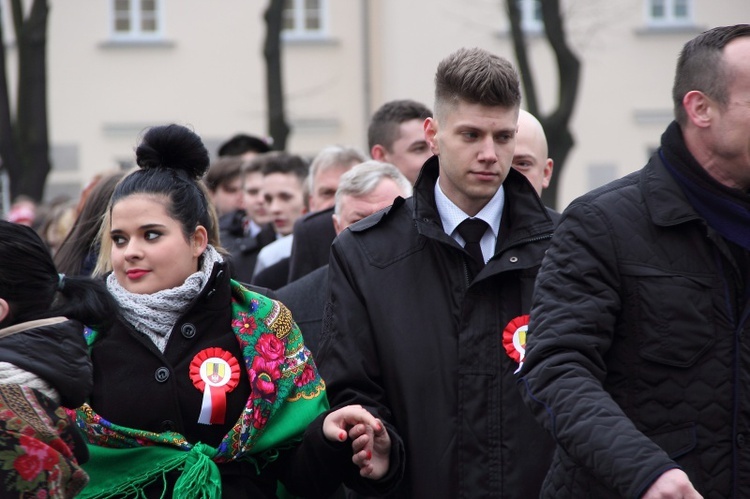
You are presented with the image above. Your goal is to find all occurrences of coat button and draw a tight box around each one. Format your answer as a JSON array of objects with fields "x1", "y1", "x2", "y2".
[
  {"x1": 738, "y1": 434, "x2": 746, "y2": 448},
  {"x1": 154, "y1": 367, "x2": 170, "y2": 383},
  {"x1": 181, "y1": 323, "x2": 196, "y2": 338}
]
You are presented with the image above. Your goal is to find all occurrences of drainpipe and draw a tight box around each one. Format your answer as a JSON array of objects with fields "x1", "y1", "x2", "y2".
[{"x1": 361, "y1": 0, "x2": 372, "y2": 147}]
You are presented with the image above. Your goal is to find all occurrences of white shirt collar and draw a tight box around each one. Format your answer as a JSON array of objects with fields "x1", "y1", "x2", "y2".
[{"x1": 434, "y1": 178, "x2": 505, "y2": 262}]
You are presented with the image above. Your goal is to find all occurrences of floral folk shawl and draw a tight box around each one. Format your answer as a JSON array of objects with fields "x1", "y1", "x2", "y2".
[
  {"x1": 0, "y1": 384, "x2": 89, "y2": 498},
  {"x1": 70, "y1": 280, "x2": 328, "y2": 498}
]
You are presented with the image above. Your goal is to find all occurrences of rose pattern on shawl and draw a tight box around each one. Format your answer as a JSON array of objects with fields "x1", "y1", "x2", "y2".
[
  {"x1": 0, "y1": 385, "x2": 89, "y2": 498},
  {"x1": 13, "y1": 453, "x2": 43, "y2": 482},
  {"x1": 255, "y1": 333, "x2": 285, "y2": 362},
  {"x1": 251, "y1": 409, "x2": 269, "y2": 430},
  {"x1": 294, "y1": 363, "x2": 316, "y2": 388},
  {"x1": 250, "y1": 356, "x2": 282, "y2": 402},
  {"x1": 21, "y1": 435, "x2": 60, "y2": 472},
  {"x1": 8, "y1": 432, "x2": 63, "y2": 490}
]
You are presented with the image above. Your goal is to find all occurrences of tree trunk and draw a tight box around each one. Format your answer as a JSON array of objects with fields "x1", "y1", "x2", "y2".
[
  {"x1": 264, "y1": 0, "x2": 290, "y2": 151},
  {"x1": 0, "y1": 4, "x2": 20, "y2": 200},
  {"x1": 12, "y1": 0, "x2": 50, "y2": 202},
  {"x1": 505, "y1": 0, "x2": 580, "y2": 210}
]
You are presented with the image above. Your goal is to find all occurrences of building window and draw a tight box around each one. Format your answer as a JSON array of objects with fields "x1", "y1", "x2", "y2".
[
  {"x1": 110, "y1": 0, "x2": 163, "y2": 40},
  {"x1": 645, "y1": 0, "x2": 692, "y2": 27},
  {"x1": 517, "y1": 0, "x2": 543, "y2": 33},
  {"x1": 282, "y1": 0, "x2": 327, "y2": 40}
]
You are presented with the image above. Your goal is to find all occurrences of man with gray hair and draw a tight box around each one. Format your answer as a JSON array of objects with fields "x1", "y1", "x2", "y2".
[
  {"x1": 286, "y1": 145, "x2": 367, "y2": 284},
  {"x1": 307, "y1": 145, "x2": 368, "y2": 213},
  {"x1": 317, "y1": 47, "x2": 556, "y2": 497},
  {"x1": 332, "y1": 160, "x2": 412, "y2": 233},
  {"x1": 276, "y1": 161, "x2": 411, "y2": 356}
]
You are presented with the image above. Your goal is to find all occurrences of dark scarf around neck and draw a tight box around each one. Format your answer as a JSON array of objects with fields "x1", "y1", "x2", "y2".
[{"x1": 659, "y1": 121, "x2": 750, "y2": 250}]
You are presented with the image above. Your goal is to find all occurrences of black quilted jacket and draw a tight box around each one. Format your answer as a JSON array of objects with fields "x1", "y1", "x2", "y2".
[{"x1": 520, "y1": 136, "x2": 749, "y2": 498}]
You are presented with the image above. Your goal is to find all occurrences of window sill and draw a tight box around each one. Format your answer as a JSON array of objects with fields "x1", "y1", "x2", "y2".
[
  {"x1": 99, "y1": 38, "x2": 175, "y2": 49},
  {"x1": 282, "y1": 36, "x2": 339, "y2": 47},
  {"x1": 634, "y1": 24, "x2": 706, "y2": 36}
]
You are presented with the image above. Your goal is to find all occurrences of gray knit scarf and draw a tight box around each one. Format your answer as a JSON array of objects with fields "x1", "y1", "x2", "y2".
[{"x1": 106, "y1": 245, "x2": 223, "y2": 352}]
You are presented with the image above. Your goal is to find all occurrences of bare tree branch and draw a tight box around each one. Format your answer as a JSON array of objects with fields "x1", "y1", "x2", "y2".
[
  {"x1": 264, "y1": 0, "x2": 290, "y2": 151},
  {"x1": 504, "y1": 0, "x2": 581, "y2": 209},
  {"x1": 505, "y1": 0, "x2": 538, "y2": 115}
]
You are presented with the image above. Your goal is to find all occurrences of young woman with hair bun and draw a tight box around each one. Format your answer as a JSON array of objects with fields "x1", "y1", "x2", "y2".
[{"x1": 72, "y1": 124, "x2": 399, "y2": 498}]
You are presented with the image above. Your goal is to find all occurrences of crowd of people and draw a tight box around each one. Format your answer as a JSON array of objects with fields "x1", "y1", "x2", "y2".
[{"x1": 0, "y1": 23, "x2": 748, "y2": 498}]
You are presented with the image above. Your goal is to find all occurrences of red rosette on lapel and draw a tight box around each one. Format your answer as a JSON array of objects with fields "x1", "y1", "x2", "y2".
[
  {"x1": 502, "y1": 314, "x2": 529, "y2": 374},
  {"x1": 190, "y1": 347, "x2": 241, "y2": 425}
]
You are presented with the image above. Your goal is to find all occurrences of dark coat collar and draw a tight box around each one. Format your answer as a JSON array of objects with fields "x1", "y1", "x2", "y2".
[
  {"x1": 641, "y1": 148, "x2": 703, "y2": 228},
  {"x1": 412, "y1": 156, "x2": 555, "y2": 250}
]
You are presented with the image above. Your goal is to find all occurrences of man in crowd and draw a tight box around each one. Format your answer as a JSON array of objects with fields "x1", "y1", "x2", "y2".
[
  {"x1": 250, "y1": 152, "x2": 308, "y2": 288},
  {"x1": 368, "y1": 99, "x2": 434, "y2": 185},
  {"x1": 286, "y1": 146, "x2": 366, "y2": 283},
  {"x1": 317, "y1": 47, "x2": 556, "y2": 497},
  {"x1": 215, "y1": 157, "x2": 277, "y2": 283},
  {"x1": 512, "y1": 109, "x2": 554, "y2": 197},
  {"x1": 519, "y1": 24, "x2": 750, "y2": 498},
  {"x1": 277, "y1": 161, "x2": 411, "y2": 356},
  {"x1": 212, "y1": 134, "x2": 275, "y2": 283},
  {"x1": 287, "y1": 101, "x2": 434, "y2": 283}
]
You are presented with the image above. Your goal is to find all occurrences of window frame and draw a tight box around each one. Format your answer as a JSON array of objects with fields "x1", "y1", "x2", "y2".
[
  {"x1": 644, "y1": 0, "x2": 693, "y2": 28},
  {"x1": 108, "y1": 0, "x2": 165, "y2": 42},
  {"x1": 282, "y1": 0, "x2": 329, "y2": 41},
  {"x1": 518, "y1": 0, "x2": 543, "y2": 34}
]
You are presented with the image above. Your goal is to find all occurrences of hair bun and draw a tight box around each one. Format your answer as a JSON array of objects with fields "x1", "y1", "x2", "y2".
[{"x1": 135, "y1": 124, "x2": 210, "y2": 179}]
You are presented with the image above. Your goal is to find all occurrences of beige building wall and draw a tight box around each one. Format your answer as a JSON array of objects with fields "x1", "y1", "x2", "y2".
[
  {"x1": 19, "y1": 0, "x2": 749, "y2": 209},
  {"x1": 362, "y1": 0, "x2": 748, "y2": 208}
]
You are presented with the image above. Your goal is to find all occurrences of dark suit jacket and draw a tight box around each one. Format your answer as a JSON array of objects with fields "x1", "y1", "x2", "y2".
[
  {"x1": 276, "y1": 265, "x2": 328, "y2": 358},
  {"x1": 287, "y1": 207, "x2": 336, "y2": 282},
  {"x1": 251, "y1": 256, "x2": 290, "y2": 291},
  {"x1": 219, "y1": 210, "x2": 277, "y2": 283}
]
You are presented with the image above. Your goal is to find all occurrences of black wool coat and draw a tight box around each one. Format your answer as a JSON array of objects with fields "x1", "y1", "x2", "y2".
[{"x1": 317, "y1": 157, "x2": 557, "y2": 498}]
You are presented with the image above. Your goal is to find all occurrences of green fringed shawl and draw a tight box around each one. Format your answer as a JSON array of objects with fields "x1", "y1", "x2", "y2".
[{"x1": 71, "y1": 281, "x2": 328, "y2": 498}]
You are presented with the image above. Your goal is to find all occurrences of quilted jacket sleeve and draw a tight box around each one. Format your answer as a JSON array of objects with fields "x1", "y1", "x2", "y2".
[{"x1": 519, "y1": 201, "x2": 678, "y2": 498}]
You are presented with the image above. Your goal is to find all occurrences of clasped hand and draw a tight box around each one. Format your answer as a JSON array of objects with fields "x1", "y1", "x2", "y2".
[{"x1": 323, "y1": 405, "x2": 391, "y2": 480}]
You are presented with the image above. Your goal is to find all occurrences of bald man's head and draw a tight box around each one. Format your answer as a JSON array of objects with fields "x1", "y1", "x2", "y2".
[{"x1": 512, "y1": 109, "x2": 554, "y2": 196}]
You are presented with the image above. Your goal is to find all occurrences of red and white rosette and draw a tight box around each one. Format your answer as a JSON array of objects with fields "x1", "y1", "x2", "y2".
[
  {"x1": 189, "y1": 347, "x2": 241, "y2": 425},
  {"x1": 502, "y1": 314, "x2": 529, "y2": 374}
]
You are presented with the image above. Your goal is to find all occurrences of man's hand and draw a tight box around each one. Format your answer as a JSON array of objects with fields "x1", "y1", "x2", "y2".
[{"x1": 642, "y1": 469, "x2": 702, "y2": 499}]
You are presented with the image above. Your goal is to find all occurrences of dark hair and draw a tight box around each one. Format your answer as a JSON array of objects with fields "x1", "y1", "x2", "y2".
[
  {"x1": 673, "y1": 24, "x2": 750, "y2": 125},
  {"x1": 55, "y1": 172, "x2": 125, "y2": 276},
  {"x1": 217, "y1": 133, "x2": 271, "y2": 157},
  {"x1": 204, "y1": 156, "x2": 245, "y2": 192},
  {"x1": 434, "y1": 47, "x2": 521, "y2": 120},
  {"x1": 110, "y1": 124, "x2": 213, "y2": 242},
  {"x1": 367, "y1": 99, "x2": 433, "y2": 152},
  {"x1": 255, "y1": 151, "x2": 309, "y2": 183},
  {"x1": 0, "y1": 220, "x2": 115, "y2": 329}
]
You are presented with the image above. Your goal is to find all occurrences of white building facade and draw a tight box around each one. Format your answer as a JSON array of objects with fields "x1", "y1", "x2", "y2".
[{"x1": 4, "y1": 0, "x2": 747, "y2": 210}]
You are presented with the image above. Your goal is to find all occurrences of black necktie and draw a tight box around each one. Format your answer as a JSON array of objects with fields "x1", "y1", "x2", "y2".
[{"x1": 456, "y1": 218, "x2": 488, "y2": 275}]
